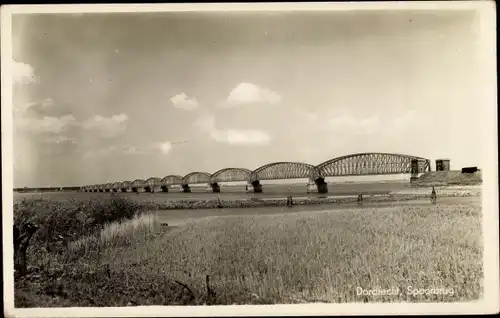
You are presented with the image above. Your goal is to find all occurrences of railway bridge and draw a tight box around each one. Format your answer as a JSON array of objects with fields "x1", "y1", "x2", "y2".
[{"x1": 82, "y1": 152, "x2": 432, "y2": 194}]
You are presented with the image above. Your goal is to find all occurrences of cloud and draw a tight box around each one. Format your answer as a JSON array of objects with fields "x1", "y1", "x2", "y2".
[
  {"x1": 324, "y1": 115, "x2": 381, "y2": 135},
  {"x1": 78, "y1": 136, "x2": 181, "y2": 160},
  {"x1": 193, "y1": 114, "x2": 271, "y2": 145},
  {"x1": 81, "y1": 113, "x2": 128, "y2": 138},
  {"x1": 194, "y1": 114, "x2": 216, "y2": 132},
  {"x1": 296, "y1": 108, "x2": 430, "y2": 138},
  {"x1": 30, "y1": 98, "x2": 55, "y2": 110},
  {"x1": 84, "y1": 140, "x2": 176, "y2": 159},
  {"x1": 390, "y1": 109, "x2": 429, "y2": 131},
  {"x1": 16, "y1": 114, "x2": 77, "y2": 134},
  {"x1": 13, "y1": 59, "x2": 37, "y2": 84},
  {"x1": 13, "y1": 96, "x2": 81, "y2": 151},
  {"x1": 225, "y1": 82, "x2": 282, "y2": 106},
  {"x1": 49, "y1": 135, "x2": 78, "y2": 145},
  {"x1": 158, "y1": 141, "x2": 173, "y2": 154},
  {"x1": 19, "y1": 98, "x2": 73, "y2": 118},
  {"x1": 170, "y1": 93, "x2": 199, "y2": 111},
  {"x1": 210, "y1": 129, "x2": 272, "y2": 145},
  {"x1": 82, "y1": 144, "x2": 146, "y2": 158}
]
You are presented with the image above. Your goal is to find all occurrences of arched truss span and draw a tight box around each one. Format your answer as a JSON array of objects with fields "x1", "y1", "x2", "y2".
[
  {"x1": 121, "y1": 181, "x2": 132, "y2": 189},
  {"x1": 112, "y1": 182, "x2": 122, "y2": 190},
  {"x1": 98, "y1": 184, "x2": 105, "y2": 190},
  {"x1": 161, "y1": 175, "x2": 183, "y2": 186},
  {"x1": 250, "y1": 162, "x2": 321, "y2": 182},
  {"x1": 183, "y1": 172, "x2": 212, "y2": 185},
  {"x1": 145, "y1": 177, "x2": 162, "y2": 188},
  {"x1": 210, "y1": 168, "x2": 252, "y2": 184},
  {"x1": 132, "y1": 179, "x2": 146, "y2": 188},
  {"x1": 105, "y1": 183, "x2": 113, "y2": 190},
  {"x1": 316, "y1": 152, "x2": 431, "y2": 177}
]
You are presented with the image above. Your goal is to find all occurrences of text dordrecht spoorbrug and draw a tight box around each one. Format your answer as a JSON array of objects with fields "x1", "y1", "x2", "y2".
[{"x1": 356, "y1": 286, "x2": 455, "y2": 297}]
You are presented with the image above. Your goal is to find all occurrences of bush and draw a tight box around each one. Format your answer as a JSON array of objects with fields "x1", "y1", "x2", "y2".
[{"x1": 13, "y1": 195, "x2": 146, "y2": 254}]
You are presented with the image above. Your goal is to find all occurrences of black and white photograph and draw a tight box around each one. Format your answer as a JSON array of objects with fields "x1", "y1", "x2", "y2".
[{"x1": 2, "y1": 2, "x2": 498, "y2": 317}]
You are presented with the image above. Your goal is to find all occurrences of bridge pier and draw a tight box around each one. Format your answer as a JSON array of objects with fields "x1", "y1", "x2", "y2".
[
  {"x1": 436, "y1": 159, "x2": 450, "y2": 171},
  {"x1": 410, "y1": 159, "x2": 427, "y2": 183},
  {"x1": 211, "y1": 182, "x2": 221, "y2": 193},
  {"x1": 182, "y1": 184, "x2": 191, "y2": 193},
  {"x1": 144, "y1": 186, "x2": 152, "y2": 193},
  {"x1": 315, "y1": 177, "x2": 329, "y2": 193},
  {"x1": 149, "y1": 186, "x2": 162, "y2": 193},
  {"x1": 252, "y1": 180, "x2": 263, "y2": 193}
]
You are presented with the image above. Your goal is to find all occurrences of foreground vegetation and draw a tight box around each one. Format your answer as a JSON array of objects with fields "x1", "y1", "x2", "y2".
[{"x1": 14, "y1": 193, "x2": 483, "y2": 306}]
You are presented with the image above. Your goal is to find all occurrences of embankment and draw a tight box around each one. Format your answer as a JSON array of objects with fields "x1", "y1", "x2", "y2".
[{"x1": 414, "y1": 171, "x2": 482, "y2": 186}]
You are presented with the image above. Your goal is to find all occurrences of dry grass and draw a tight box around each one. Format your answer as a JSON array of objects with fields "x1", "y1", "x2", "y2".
[
  {"x1": 15, "y1": 198, "x2": 483, "y2": 306},
  {"x1": 68, "y1": 212, "x2": 161, "y2": 256},
  {"x1": 98, "y1": 202, "x2": 483, "y2": 304},
  {"x1": 391, "y1": 185, "x2": 482, "y2": 197}
]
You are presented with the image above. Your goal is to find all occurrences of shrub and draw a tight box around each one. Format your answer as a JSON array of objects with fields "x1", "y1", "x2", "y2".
[{"x1": 13, "y1": 195, "x2": 146, "y2": 255}]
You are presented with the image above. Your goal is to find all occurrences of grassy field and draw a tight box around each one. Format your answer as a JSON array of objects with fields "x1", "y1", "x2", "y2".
[{"x1": 14, "y1": 193, "x2": 483, "y2": 306}]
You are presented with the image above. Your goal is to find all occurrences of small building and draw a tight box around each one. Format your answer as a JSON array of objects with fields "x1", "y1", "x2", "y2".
[{"x1": 435, "y1": 159, "x2": 450, "y2": 171}]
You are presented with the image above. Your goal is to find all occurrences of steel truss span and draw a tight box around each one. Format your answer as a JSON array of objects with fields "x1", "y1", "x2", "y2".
[
  {"x1": 132, "y1": 179, "x2": 146, "y2": 188},
  {"x1": 161, "y1": 175, "x2": 183, "y2": 186},
  {"x1": 317, "y1": 152, "x2": 431, "y2": 177},
  {"x1": 210, "y1": 168, "x2": 252, "y2": 184},
  {"x1": 250, "y1": 162, "x2": 321, "y2": 182},
  {"x1": 183, "y1": 172, "x2": 212, "y2": 185},
  {"x1": 82, "y1": 152, "x2": 433, "y2": 189},
  {"x1": 145, "y1": 177, "x2": 162, "y2": 188},
  {"x1": 121, "y1": 181, "x2": 132, "y2": 189}
]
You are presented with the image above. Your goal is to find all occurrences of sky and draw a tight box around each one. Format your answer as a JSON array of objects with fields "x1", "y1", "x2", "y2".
[{"x1": 10, "y1": 9, "x2": 486, "y2": 187}]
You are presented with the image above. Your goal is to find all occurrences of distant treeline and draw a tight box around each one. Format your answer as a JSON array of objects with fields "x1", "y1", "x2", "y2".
[{"x1": 14, "y1": 186, "x2": 81, "y2": 193}]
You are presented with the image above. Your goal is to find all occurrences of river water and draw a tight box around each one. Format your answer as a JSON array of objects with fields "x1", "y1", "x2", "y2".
[
  {"x1": 15, "y1": 181, "x2": 413, "y2": 202},
  {"x1": 13, "y1": 183, "x2": 481, "y2": 228},
  {"x1": 155, "y1": 196, "x2": 481, "y2": 227}
]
